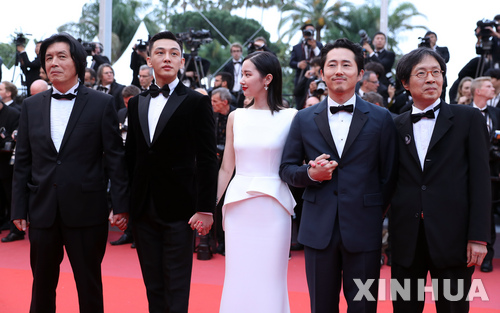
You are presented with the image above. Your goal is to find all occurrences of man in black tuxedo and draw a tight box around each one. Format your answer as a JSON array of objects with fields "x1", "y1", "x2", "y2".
[
  {"x1": 469, "y1": 76, "x2": 498, "y2": 273},
  {"x1": 90, "y1": 43, "x2": 111, "y2": 72},
  {"x1": 280, "y1": 38, "x2": 398, "y2": 313},
  {"x1": 391, "y1": 48, "x2": 491, "y2": 313},
  {"x1": 95, "y1": 63, "x2": 126, "y2": 112},
  {"x1": 222, "y1": 43, "x2": 244, "y2": 107},
  {"x1": 363, "y1": 31, "x2": 396, "y2": 75},
  {"x1": 125, "y1": 31, "x2": 218, "y2": 313},
  {"x1": 11, "y1": 33, "x2": 129, "y2": 313}
]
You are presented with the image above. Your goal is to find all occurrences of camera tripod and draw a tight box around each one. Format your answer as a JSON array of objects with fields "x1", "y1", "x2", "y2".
[{"x1": 181, "y1": 46, "x2": 207, "y2": 89}]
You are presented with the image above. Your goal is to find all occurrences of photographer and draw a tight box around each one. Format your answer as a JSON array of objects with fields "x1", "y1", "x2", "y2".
[
  {"x1": 130, "y1": 40, "x2": 148, "y2": 88},
  {"x1": 0, "y1": 95, "x2": 22, "y2": 242},
  {"x1": 247, "y1": 37, "x2": 275, "y2": 55},
  {"x1": 362, "y1": 31, "x2": 395, "y2": 75},
  {"x1": 293, "y1": 56, "x2": 324, "y2": 109},
  {"x1": 90, "y1": 43, "x2": 111, "y2": 72},
  {"x1": 470, "y1": 76, "x2": 499, "y2": 273},
  {"x1": 289, "y1": 23, "x2": 323, "y2": 86},
  {"x1": 16, "y1": 41, "x2": 42, "y2": 96}
]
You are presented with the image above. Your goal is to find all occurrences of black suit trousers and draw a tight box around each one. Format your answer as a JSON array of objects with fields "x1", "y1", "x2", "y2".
[
  {"x1": 133, "y1": 200, "x2": 194, "y2": 313},
  {"x1": 304, "y1": 217, "x2": 380, "y2": 313},
  {"x1": 28, "y1": 213, "x2": 108, "y2": 313},
  {"x1": 391, "y1": 221, "x2": 474, "y2": 313}
]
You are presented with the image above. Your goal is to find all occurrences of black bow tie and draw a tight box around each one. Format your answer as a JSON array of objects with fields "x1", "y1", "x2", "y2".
[
  {"x1": 149, "y1": 84, "x2": 170, "y2": 98},
  {"x1": 411, "y1": 104, "x2": 441, "y2": 123},
  {"x1": 233, "y1": 61, "x2": 242, "y2": 65},
  {"x1": 330, "y1": 104, "x2": 354, "y2": 114},
  {"x1": 97, "y1": 86, "x2": 109, "y2": 93},
  {"x1": 51, "y1": 93, "x2": 77, "y2": 100}
]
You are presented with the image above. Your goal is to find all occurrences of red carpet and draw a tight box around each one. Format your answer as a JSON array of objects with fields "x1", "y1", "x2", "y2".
[{"x1": 1, "y1": 230, "x2": 499, "y2": 312}]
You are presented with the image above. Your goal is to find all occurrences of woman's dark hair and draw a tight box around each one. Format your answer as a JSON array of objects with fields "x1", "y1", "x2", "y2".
[
  {"x1": 149, "y1": 31, "x2": 183, "y2": 54},
  {"x1": 39, "y1": 33, "x2": 87, "y2": 82},
  {"x1": 243, "y1": 51, "x2": 283, "y2": 112},
  {"x1": 396, "y1": 48, "x2": 446, "y2": 85},
  {"x1": 320, "y1": 38, "x2": 364, "y2": 74}
]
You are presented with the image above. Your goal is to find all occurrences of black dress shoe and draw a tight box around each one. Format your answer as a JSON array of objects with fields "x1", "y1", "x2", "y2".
[
  {"x1": 1, "y1": 232, "x2": 25, "y2": 243},
  {"x1": 110, "y1": 234, "x2": 133, "y2": 245},
  {"x1": 481, "y1": 259, "x2": 493, "y2": 272},
  {"x1": 131, "y1": 241, "x2": 136, "y2": 249}
]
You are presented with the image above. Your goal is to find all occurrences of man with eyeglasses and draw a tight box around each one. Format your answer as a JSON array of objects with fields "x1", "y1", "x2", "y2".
[
  {"x1": 390, "y1": 48, "x2": 491, "y2": 313},
  {"x1": 357, "y1": 70, "x2": 380, "y2": 98},
  {"x1": 138, "y1": 65, "x2": 154, "y2": 91},
  {"x1": 222, "y1": 43, "x2": 244, "y2": 107}
]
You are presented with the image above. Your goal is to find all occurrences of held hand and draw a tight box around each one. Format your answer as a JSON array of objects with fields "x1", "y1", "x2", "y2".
[
  {"x1": 110, "y1": 212, "x2": 129, "y2": 231},
  {"x1": 308, "y1": 154, "x2": 338, "y2": 181},
  {"x1": 308, "y1": 39, "x2": 317, "y2": 49},
  {"x1": 467, "y1": 242, "x2": 488, "y2": 267},
  {"x1": 13, "y1": 219, "x2": 28, "y2": 232},
  {"x1": 363, "y1": 42, "x2": 373, "y2": 54},
  {"x1": 298, "y1": 60, "x2": 308, "y2": 70},
  {"x1": 388, "y1": 84, "x2": 396, "y2": 99},
  {"x1": 188, "y1": 213, "x2": 214, "y2": 236}
]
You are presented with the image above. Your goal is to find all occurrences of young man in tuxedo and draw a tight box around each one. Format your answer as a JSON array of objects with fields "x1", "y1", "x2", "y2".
[
  {"x1": 11, "y1": 33, "x2": 129, "y2": 313},
  {"x1": 125, "y1": 31, "x2": 218, "y2": 313},
  {"x1": 280, "y1": 38, "x2": 398, "y2": 313},
  {"x1": 391, "y1": 48, "x2": 491, "y2": 313}
]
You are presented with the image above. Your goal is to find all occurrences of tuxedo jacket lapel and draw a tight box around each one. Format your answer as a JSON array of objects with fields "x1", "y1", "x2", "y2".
[
  {"x1": 59, "y1": 86, "x2": 88, "y2": 153},
  {"x1": 396, "y1": 112, "x2": 420, "y2": 168},
  {"x1": 138, "y1": 93, "x2": 151, "y2": 146},
  {"x1": 342, "y1": 99, "x2": 368, "y2": 157},
  {"x1": 151, "y1": 85, "x2": 187, "y2": 145},
  {"x1": 428, "y1": 102, "x2": 453, "y2": 153},
  {"x1": 41, "y1": 91, "x2": 58, "y2": 154},
  {"x1": 313, "y1": 100, "x2": 340, "y2": 159}
]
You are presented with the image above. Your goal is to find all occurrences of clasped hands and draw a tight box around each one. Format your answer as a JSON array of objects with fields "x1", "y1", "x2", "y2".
[
  {"x1": 308, "y1": 154, "x2": 338, "y2": 182},
  {"x1": 189, "y1": 213, "x2": 213, "y2": 236}
]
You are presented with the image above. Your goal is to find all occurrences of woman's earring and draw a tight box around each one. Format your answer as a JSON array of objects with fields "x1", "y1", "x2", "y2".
[{"x1": 264, "y1": 84, "x2": 268, "y2": 91}]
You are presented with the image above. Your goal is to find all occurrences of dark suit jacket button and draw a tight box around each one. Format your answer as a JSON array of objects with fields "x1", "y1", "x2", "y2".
[
  {"x1": 421, "y1": 185, "x2": 426, "y2": 191},
  {"x1": 415, "y1": 213, "x2": 419, "y2": 218},
  {"x1": 56, "y1": 160, "x2": 62, "y2": 165},
  {"x1": 334, "y1": 190, "x2": 338, "y2": 195},
  {"x1": 148, "y1": 150, "x2": 153, "y2": 155}
]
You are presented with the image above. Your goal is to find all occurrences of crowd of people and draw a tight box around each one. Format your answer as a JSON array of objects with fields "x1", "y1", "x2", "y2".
[{"x1": 0, "y1": 13, "x2": 499, "y2": 313}]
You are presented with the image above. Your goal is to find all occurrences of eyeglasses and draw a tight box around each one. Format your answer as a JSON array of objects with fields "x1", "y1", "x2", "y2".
[
  {"x1": 368, "y1": 80, "x2": 379, "y2": 84},
  {"x1": 411, "y1": 70, "x2": 444, "y2": 79}
]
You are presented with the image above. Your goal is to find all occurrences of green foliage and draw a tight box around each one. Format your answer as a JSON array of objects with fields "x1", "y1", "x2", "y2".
[{"x1": 0, "y1": 43, "x2": 17, "y2": 69}]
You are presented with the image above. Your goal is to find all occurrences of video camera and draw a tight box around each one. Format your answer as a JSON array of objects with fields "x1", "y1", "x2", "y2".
[
  {"x1": 312, "y1": 79, "x2": 326, "y2": 98},
  {"x1": 418, "y1": 36, "x2": 431, "y2": 48},
  {"x1": 358, "y1": 30, "x2": 371, "y2": 46},
  {"x1": 247, "y1": 41, "x2": 268, "y2": 54},
  {"x1": 77, "y1": 39, "x2": 97, "y2": 56},
  {"x1": 477, "y1": 19, "x2": 499, "y2": 39},
  {"x1": 176, "y1": 29, "x2": 213, "y2": 52},
  {"x1": 13, "y1": 32, "x2": 30, "y2": 47},
  {"x1": 136, "y1": 39, "x2": 149, "y2": 52}
]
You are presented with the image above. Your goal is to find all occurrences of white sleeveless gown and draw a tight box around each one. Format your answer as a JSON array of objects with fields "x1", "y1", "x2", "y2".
[{"x1": 219, "y1": 108, "x2": 297, "y2": 313}]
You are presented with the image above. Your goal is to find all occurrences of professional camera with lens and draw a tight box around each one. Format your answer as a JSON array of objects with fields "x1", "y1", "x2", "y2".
[
  {"x1": 176, "y1": 29, "x2": 213, "y2": 52},
  {"x1": 13, "y1": 32, "x2": 29, "y2": 47},
  {"x1": 312, "y1": 79, "x2": 326, "y2": 98},
  {"x1": 358, "y1": 29, "x2": 372, "y2": 46},
  {"x1": 302, "y1": 29, "x2": 315, "y2": 46},
  {"x1": 0, "y1": 127, "x2": 15, "y2": 153},
  {"x1": 418, "y1": 36, "x2": 431, "y2": 48},
  {"x1": 77, "y1": 39, "x2": 96, "y2": 56}
]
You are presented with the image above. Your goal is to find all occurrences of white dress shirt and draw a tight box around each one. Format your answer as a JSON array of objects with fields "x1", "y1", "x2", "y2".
[
  {"x1": 328, "y1": 94, "x2": 356, "y2": 157},
  {"x1": 50, "y1": 82, "x2": 79, "y2": 152},
  {"x1": 232, "y1": 59, "x2": 242, "y2": 93},
  {"x1": 148, "y1": 77, "x2": 179, "y2": 142},
  {"x1": 412, "y1": 99, "x2": 441, "y2": 170}
]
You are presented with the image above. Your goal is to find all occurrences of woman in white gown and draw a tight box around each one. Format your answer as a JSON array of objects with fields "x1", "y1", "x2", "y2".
[{"x1": 217, "y1": 51, "x2": 297, "y2": 313}]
